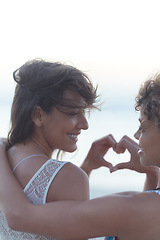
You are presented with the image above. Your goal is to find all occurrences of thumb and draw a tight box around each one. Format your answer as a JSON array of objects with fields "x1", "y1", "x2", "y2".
[
  {"x1": 100, "y1": 158, "x2": 114, "y2": 173},
  {"x1": 113, "y1": 162, "x2": 129, "y2": 172}
]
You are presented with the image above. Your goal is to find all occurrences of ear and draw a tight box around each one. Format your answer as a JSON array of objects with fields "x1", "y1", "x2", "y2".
[{"x1": 31, "y1": 106, "x2": 44, "y2": 127}]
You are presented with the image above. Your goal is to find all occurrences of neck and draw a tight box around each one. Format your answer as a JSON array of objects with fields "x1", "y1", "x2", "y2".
[{"x1": 32, "y1": 137, "x2": 52, "y2": 158}]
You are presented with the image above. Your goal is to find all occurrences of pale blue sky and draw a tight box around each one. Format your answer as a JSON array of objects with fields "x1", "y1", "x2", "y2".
[{"x1": 1, "y1": 0, "x2": 159, "y2": 194}]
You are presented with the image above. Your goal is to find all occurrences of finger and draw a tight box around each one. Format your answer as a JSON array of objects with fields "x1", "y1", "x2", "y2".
[
  {"x1": 113, "y1": 160, "x2": 146, "y2": 173},
  {"x1": 98, "y1": 134, "x2": 117, "y2": 148},
  {"x1": 104, "y1": 161, "x2": 114, "y2": 173},
  {"x1": 113, "y1": 162, "x2": 130, "y2": 171},
  {"x1": 98, "y1": 156, "x2": 114, "y2": 172},
  {"x1": 106, "y1": 134, "x2": 117, "y2": 148},
  {"x1": 117, "y1": 136, "x2": 139, "y2": 155},
  {"x1": 114, "y1": 144, "x2": 126, "y2": 154}
]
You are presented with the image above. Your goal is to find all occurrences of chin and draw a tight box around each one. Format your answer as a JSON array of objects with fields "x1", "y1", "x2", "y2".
[
  {"x1": 140, "y1": 158, "x2": 154, "y2": 167},
  {"x1": 68, "y1": 148, "x2": 77, "y2": 153},
  {"x1": 63, "y1": 145, "x2": 77, "y2": 153}
]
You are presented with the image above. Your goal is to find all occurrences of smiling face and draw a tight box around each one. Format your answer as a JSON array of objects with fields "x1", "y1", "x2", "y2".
[
  {"x1": 37, "y1": 89, "x2": 89, "y2": 153},
  {"x1": 134, "y1": 109, "x2": 160, "y2": 167}
]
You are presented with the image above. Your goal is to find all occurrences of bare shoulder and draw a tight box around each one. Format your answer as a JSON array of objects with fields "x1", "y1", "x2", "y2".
[
  {"x1": 60, "y1": 162, "x2": 89, "y2": 180},
  {"x1": 46, "y1": 162, "x2": 90, "y2": 202}
]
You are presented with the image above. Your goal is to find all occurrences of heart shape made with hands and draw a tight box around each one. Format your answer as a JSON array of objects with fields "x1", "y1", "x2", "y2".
[
  {"x1": 106, "y1": 142, "x2": 129, "y2": 173},
  {"x1": 99, "y1": 135, "x2": 140, "y2": 173},
  {"x1": 86, "y1": 134, "x2": 141, "y2": 174}
]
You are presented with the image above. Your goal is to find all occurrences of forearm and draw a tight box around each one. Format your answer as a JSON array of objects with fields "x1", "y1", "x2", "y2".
[{"x1": 9, "y1": 195, "x2": 128, "y2": 239}]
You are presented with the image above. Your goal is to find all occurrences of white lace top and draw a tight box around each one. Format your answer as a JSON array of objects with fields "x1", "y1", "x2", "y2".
[{"x1": 0, "y1": 157, "x2": 67, "y2": 239}]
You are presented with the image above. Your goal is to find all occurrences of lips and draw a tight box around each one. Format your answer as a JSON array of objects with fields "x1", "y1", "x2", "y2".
[{"x1": 67, "y1": 133, "x2": 79, "y2": 142}]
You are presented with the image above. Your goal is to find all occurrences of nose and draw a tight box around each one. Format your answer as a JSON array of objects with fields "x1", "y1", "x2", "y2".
[
  {"x1": 77, "y1": 113, "x2": 89, "y2": 130},
  {"x1": 134, "y1": 129, "x2": 140, "y2": 140}
]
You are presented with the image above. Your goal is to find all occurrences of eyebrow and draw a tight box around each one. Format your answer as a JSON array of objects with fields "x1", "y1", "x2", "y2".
[
  {"x1": 57, "y1": 100, "x2": 88, "y2": 109},
  {"x1": 57, "y1": 104, "x2": 87, "y2": 110}
]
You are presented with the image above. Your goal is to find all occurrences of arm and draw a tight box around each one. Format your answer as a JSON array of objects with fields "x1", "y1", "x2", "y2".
[
  {"x1": 0, "y1": 139, "x2": 119, "y2": 238},
  {"x1": 0, "y1": 139, "x2": 159, "y2": 239},
  {"x1": 113, "y1": 135, "x2": 159, "y2": 191},
  {"x1": 1, "y1": 154, "x2": 159, "y2": 240},
  {"x1": 80, "y1": 134, "x2": 117, "y2": 176}
]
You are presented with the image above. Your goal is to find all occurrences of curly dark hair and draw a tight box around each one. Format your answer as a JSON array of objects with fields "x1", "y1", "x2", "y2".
[
  {"x1": 7, "y1": 59, "x2": 98, "y2": 148},
  {"x1": 135, "y1": 73, "x2": 160, "y2": 127}
]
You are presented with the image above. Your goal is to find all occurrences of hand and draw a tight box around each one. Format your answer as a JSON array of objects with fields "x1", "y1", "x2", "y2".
[
  {"x1": 81, "y1": 134, "x2": 117, "y2": 176},
  {"x1": 113, "y1": 135, "x2": 160, "y2": 190},
  {"x1": 113, "y1": 135, "x2": 157, "y2": 174},
  {"x1": 0, "y1": 138, "x2": 7, "y2": 149}
]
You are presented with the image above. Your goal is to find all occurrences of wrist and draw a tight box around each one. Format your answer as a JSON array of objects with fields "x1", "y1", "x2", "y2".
[
  {"x1": 145, "y1": 167, "x2": 159, "y2": 189},
  {"x1": 81, "y1": 158, "x2": 91, "y2": 177},
  {"x1": 145, "y1": 166, "x2": 159, "y2": 176}
]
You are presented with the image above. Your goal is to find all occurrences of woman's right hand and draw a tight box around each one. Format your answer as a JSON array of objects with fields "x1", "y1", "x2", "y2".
[{"x1": 81, "y1": 134, "x2": 117, "y2": 176}]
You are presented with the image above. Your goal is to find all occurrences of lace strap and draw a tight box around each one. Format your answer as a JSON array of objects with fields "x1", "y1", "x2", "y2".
[
  {"x1": 24, "y1": 159, "x2": 67, "y2": 204},
  {"x1": 12, "y1": 154, "x2": 48, "y2": 172}
]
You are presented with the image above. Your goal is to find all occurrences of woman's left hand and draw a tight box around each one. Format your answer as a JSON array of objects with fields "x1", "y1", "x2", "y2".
[
  {"x1": 112, "y1": 135, "x2": 158, "y2": 174},
  {"x1": 113, "y1": 135, "x2": 160, "y2": 190}
]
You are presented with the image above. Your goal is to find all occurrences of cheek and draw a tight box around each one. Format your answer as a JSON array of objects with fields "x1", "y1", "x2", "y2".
[
  {"x1": 139, "y1": 131, "x2": 154, "y2": 147},
  {"x1": 63, "y1": 117, "x2": 78, "y2": 128},
  {"x1": 139, "y1": 134, "x2": 145, "y2": 148},
  {"x1": 139, "y1": 134, "x2": 150, "y2": 157},
  {"x1": 140, "y1": 134, "x2": 160, "y2": 160}
]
